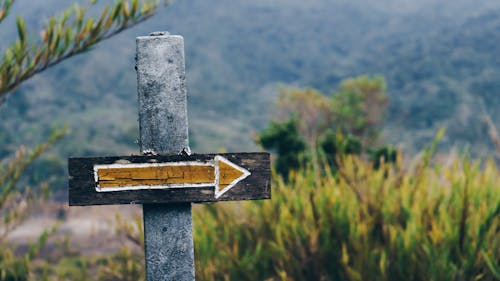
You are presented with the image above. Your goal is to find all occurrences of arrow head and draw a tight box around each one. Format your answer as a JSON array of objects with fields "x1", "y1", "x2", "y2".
[{"x1": 214, "y1": 156, "x2": 251, "y2": 199}]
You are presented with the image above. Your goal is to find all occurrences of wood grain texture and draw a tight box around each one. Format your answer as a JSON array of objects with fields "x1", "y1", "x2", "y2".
[
  {"x1": 97, "y1": 165, "x2": 215, "y2": 188},
  {"x1": 68, "y1": 152, "x2": 270, "y2": 206}
]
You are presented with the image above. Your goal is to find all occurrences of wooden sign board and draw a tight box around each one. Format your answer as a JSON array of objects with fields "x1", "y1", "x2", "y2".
[{"x1": 68, "y1": 152, "x2": 270, "y2": 206}]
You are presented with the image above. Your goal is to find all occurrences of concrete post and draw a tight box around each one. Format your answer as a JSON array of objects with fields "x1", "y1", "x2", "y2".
[{"x1": 136, "y1": 32, "x2": 195, "y2": 281}]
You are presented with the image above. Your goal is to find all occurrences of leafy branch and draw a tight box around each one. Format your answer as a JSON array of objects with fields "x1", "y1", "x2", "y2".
[
  {"x1": 0, "y1": 128, "x2": 66, "y2": 239},
  {"x1": 0, "y1": 0, "x2": 161, "y2": 102}
]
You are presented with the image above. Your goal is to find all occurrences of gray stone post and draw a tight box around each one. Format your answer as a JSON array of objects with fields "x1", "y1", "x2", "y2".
[{"x1": 136, "y1": 32, "x2": 195, "y2": 281}]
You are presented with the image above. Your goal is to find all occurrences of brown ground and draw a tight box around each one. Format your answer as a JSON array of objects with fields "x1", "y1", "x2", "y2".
[{"x1": 6, "y1": 202, "x2": 142, "y2": 257}]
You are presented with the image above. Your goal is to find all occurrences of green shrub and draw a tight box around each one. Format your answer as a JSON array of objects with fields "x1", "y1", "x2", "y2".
[
  {"x1": 319, "y1": 130, "x2": 362, "y2": 172},
  {"x1": 193, "y1": 152, "x2": 500, "y2": 280},
  {"x1": 257, "y1": 118, "x2": 308, "y2": 177}
]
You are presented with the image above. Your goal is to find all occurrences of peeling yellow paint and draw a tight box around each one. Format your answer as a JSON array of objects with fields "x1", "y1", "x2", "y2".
[{"x1": 98, "y1": 165, "x2": 215, "y2": 188}]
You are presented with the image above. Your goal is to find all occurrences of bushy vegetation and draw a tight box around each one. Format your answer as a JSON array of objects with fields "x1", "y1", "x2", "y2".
[
  {"x1": 258, "y1": 76, "x2": 395, "y2": 178},
  {"x1": 19, "y1": 141, "x2": 500, "y2": 280},
  {"x1": 194, "y1": 145, "x2": 500, "y2": 280},
  {"x1": 0, "y1": 130, "x2": 64, "y2": 281}
]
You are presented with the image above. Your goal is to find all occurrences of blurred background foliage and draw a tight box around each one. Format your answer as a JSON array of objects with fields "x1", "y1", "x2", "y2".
[
  {"x1": 257, "y1": 76, "x2": 394, "y2": 178},
  {"x1": 193, "y1": 149, "x2": 500, "y2": 281}
]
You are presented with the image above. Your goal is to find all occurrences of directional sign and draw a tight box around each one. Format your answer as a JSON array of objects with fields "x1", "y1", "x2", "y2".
[
  {"x1": 69, "y1": 153, "x2": 270, "y2": 206},
  {"x1": 93, "y1": 155, "x2": 251, "y2": 198}
]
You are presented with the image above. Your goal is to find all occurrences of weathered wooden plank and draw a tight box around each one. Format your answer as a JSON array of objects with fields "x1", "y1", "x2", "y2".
[{"x1": 68, "y1": 152, "x2": 270, "y2": 206}]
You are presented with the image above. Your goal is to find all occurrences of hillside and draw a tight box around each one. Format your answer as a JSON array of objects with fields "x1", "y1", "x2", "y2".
[{"x1": 1, "y1": 0, "x2": 500, "y2": 191}]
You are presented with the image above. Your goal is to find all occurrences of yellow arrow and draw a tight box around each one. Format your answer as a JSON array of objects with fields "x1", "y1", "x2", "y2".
[{"x1": 93, "y1": 156, "x2": 250, "y2": 198}]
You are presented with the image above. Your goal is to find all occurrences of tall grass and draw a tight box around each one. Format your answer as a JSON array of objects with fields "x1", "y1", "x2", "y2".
[{"x1": 193, "y1": 151, "x2": 500, "y2": 280}]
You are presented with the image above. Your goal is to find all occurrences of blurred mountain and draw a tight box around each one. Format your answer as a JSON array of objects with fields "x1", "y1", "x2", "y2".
[{"x1": 2, "y1": 0, "x2": 500, "y2": 188}]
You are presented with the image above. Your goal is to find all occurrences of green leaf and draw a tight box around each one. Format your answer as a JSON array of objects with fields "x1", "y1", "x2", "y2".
[
  {"x1": 112, "y1": 2, "x2": 123, "y2": 20},
  {"x1": 482, "y1": 252, "x2": 500, "y2": 279},
  {"x1": 0, "y1": 0, "x2": 13, "y2": 22},
  {"x1": 63, "y1": 28, "x2": 72, "y2": 49},
  {"x1": 96, "y1": 5, "x2": 109, "y2": 26},
  {"x1": 131, "y1": 0, "x2": 138, "y2": 16},
  {"x1": 16, "y1": 16, "x2": 26, "y2": 44},
  {"x1": 75, "y1": 5, "x2": 84, "y2": 30},
  {"x1": 4, "y1": 48, "x2": 13, "y2": 62}
]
